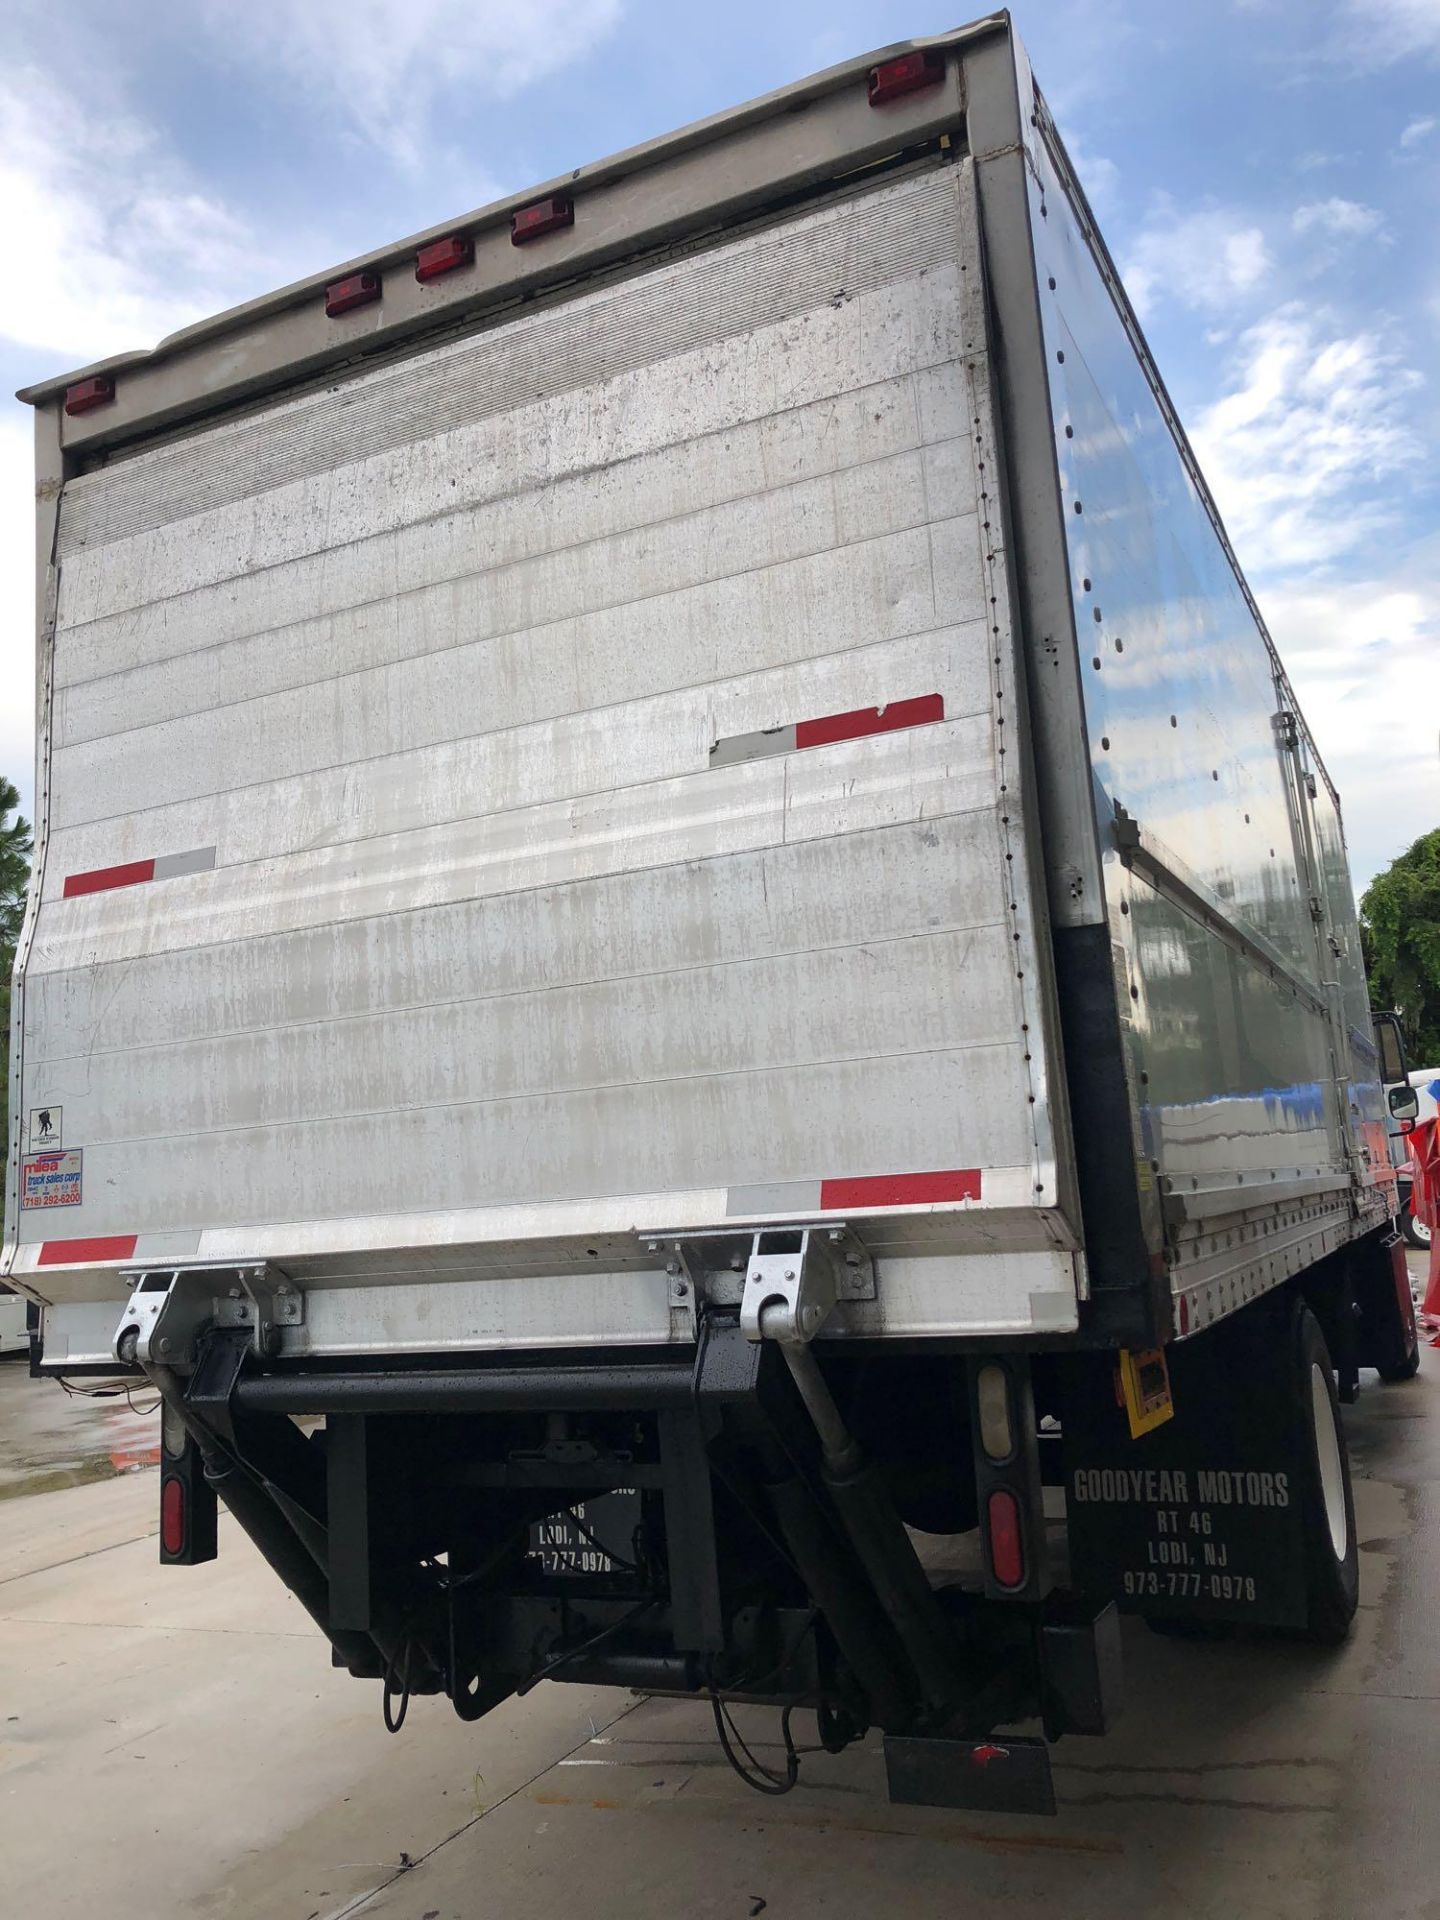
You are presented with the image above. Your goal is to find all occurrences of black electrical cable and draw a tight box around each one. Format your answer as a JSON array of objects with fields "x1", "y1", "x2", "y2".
[
  {"x1": 560, "y1": 1503, "x2": 642, "y2": 1574},
  {"x1": 710, "y1": 1694, "x2": 800, "y2": 1795},
  {"x1": 383, "y1": 1639, "x2": 415, "y2": 1734},
  {"x1": 706, "y1": 1452, "x2": 807, "y2": 1583}
]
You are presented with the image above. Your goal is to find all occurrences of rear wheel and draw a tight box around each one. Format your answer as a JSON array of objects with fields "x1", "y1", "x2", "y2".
[
  {"x1": 1294, "y1": 1304, "x2": 1358, "y2": 1644},
  {"x1": 1401, "y1": 1194, "x2": 1431, "y2": 1253}
]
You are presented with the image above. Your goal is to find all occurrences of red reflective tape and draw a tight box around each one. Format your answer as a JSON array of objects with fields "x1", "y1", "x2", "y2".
[
  {"x1": 794, "y1": 693, "x2": 944, "y2": 751},
  {"x1": 819, "y1": 1168, "x2": 981, "y2": 1209},
  {"x1": 38, "y1": 1235, "x2": 137, "y2": 1266},
  {"x1": 63, "y1": 858, "x2": 155, "y2": 898}
]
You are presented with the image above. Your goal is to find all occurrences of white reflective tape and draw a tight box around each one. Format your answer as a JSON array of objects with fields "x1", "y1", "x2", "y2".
[
  {"x1": 709, "y1": 724, "x2": 797, "y2": 768},
  {"x1": 152, "y1": 846, "x2": 217, "y2": 881}
]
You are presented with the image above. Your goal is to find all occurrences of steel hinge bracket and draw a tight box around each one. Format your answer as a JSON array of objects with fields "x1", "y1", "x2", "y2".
[
  {"x1": 114, "y1": 1262, "x2": 302, "y2": 1372},
  {"x1": 739, "y1": 1226, "x2": 874, "y2": 1344}
]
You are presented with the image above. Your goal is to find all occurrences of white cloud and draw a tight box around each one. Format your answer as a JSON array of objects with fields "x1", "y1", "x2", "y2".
[
  {"x1": 1292, "y1": 196, "x2": 1387, "y2": 237},
  {"x1": 1058, "y1": 127, "x2": 1120, "y2": 214},
  {"x1": 1190, "y1": 305, "x2": 1424, "y2": 572},
  {"x1": 1187, "y1": 300, "x2": 1436, "y2": 886},
  {"x1": 1400, "y1": 113, "x2": 1438, "y2": 146},
  {"x1": 0, "y1": 62, "x2": 294, "y2": 823},
  {"x1": 0, "y1": 67, "x2": 271, "y2": 360},
  {"x1": 1122, "y1": 204, "x2": 1271, "y2": 319},
  {"x1": 196, "y1": 0, "x2": 624, "y2": 167},
  {"x1": 0, "y1": 414, "x2": 34, "y2": 820},
  {"x1": 1260, "y1": 574, "x2": 1440, "y2": 891},
  {"x1": 1335, "y1": 0, "x2": 1440, "y2": 66}
]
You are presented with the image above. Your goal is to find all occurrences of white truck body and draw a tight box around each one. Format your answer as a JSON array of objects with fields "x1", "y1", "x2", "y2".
[
  {"x1": 5, "y1": 18, "x2": 1414, "y2": 1788},
  {"x1": 7, "y1": 15, "x2": 1391, "y2": 1373}
]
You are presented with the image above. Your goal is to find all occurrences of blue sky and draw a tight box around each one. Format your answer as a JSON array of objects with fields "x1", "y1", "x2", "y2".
[{"x1": 0, "y1": 0, "x2": 1436, "y2": 890}]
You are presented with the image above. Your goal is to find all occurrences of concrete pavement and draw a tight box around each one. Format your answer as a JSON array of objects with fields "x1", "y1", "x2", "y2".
[{"x1": 1, "y1": 1305, "x2": 1436, "y2": 1919}]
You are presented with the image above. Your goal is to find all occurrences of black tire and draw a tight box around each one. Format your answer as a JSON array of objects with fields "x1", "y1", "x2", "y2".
[
  {"x1": 1401, "y1": 1195, "x2": 1431, "y2": 1253},
  {"x1": 1293, "y1": 1305, "x2": 1359, "y2": 1644}
]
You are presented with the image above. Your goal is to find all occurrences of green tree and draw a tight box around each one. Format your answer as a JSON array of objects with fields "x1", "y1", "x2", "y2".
[
  {"x1": 1361, "y1": 826, "x2": 1440, "y2": 1066},
  {"x1": 1, "y1": 777, "x2": 34, "y2": 1128}
]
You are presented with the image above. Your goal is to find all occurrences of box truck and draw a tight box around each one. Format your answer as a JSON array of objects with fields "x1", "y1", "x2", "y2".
[{"x1": 5, "y1": 11, "x2": 1419, "y2": 1812}]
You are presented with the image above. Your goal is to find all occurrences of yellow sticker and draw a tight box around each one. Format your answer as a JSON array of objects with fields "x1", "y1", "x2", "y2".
[{"x1": 1119, "y1": 1346, "x2": 1174, "y2": 1439}]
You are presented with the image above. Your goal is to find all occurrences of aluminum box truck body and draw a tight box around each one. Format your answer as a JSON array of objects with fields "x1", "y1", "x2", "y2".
[{"x1": 6, "y1": 11, "x2": 1418, "y2": 1811}]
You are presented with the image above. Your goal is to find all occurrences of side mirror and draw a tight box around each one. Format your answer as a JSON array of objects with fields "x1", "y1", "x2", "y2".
[
  {"x1": 1373, "y1": 1010, "x2": 1410, "y2": 1086},
  {"x1": 1388, "y1": 1084, "x2": 1420, "y2": 1123}
]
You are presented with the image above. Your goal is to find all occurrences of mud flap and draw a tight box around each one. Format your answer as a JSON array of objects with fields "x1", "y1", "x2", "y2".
[
  {"x1": 1060, "y1": 1295, "x2": 1309, "y2": 1628},
  {"x1": 885, "y1": 1732, "x2": 1056, "y2": 1815}
]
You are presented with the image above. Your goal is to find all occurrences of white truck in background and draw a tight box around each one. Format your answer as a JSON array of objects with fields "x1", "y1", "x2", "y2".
[
  {"x1": 1390, "y1": 1064, "x2": 1439, "y2": 1248},
  {"x1": 4, "y1": 14, "x2": 1420, "y2": 1814}
]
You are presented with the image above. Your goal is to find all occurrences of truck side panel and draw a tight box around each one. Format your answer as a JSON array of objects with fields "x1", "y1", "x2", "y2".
[{"x1": 1008, "y1": 84, "x2": 1391, "y2": 1331}]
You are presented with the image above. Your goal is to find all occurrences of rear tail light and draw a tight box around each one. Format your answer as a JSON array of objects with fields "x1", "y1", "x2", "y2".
[
  {"x1": 65, "y1": 375, "x2": 115, "y2": 416},
  {"x1": 511, "y1": 195, "x2": 573, "y2": 245},
  {"x1": 325, "y1": 271, "x2": 381, "y2": 317},
  {"x1": 158, "y1": 1429, "x2": 218, "y2": 1567},
  {"x1": 416, "y1": 233, "x2": 473, "y2": 282},
  {"x1": 867, "y1": 50, "x2": 945, "y2": 106},
  {"x1": 967, "y1": 1354, "x2": 1048, "y2": 1601},
  {"x1": 987, "y1": 1488, "x2": 1026, "y2": 1588},
  {"x1": 161, "y1": 1476, "x2": 187, "y2": 1556}
]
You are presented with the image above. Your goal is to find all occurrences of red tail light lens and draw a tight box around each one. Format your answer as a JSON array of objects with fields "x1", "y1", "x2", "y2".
[
  {"x1": 511, "y1": 196, "x2": 573, "y2": 245},
  {"x1": 325, "y1": 271, "x2": 381, "y2": 318},
  {"x1": 65, "y1": 375, "x2": 115, "y2": 417},
  {"x1": 867, "y1": 50, "x2": 945, "y2": 106},
  {"x1": 161, "y1": 1476, "x2": 187, "y2": 1556},
  {"x1": 987, "y1": 1488, "x2": 1025, "y2": 1588},
  {"x1": 416, "y1": 234, "x2": 473, "y2": 282}
]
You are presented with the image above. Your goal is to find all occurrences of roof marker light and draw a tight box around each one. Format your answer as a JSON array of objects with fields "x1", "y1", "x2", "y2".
[
  {"x1": 65, "y1": 375, "x2": 115, "y2": 417},
  {"x1": 416, "y1": 233, "x2": 474, "y2": 282},
  {"x1": 325, "y1": 271, "x2": 381, "y2": 318},
  {"x1": 867, "y1": 50, "x2": 945, "y2": 106},
  {"x1": 511, "y1": 195, "x2": 574, "y2": 245}
]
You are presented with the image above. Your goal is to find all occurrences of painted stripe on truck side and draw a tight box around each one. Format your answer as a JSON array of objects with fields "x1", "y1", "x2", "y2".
[
  {"x1": 63, "y1": 845, "x2": 217, "y2": 898},
  {"x1": 819, "y1": 1168, "x2": 982, "y2": 1209},
  {"x1": 63, "y1": 858, "x2": 155, "y2": 897},
  {"x1": 726, "y1": 1165, "x2": 983, "y2": 1217},
  {"x1": 709, "y1": 694, "x2": 943, "y2": 768},
  {"x1": 795, "y1": 693, "x2": 944, "y2": 750},
  {"x1": 38, "y1": 1235, "x2": 138, "y2": 1266}
]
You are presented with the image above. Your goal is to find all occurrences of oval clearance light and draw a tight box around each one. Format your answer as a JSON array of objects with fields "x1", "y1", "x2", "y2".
[
  {"x1": 987, "y1": 1488, "x2": 1025, "y2": 1588},
  {"x1": 867, "y1": 50, "x2": 945, "y2": 106},
  {"x1": 64, "y1": 375, "x2": 116, "y2": 417},
  {"x1": 976, "y1": 1364, "x2": 1014, "y2": 1462},
  {"x1": 511, "y1": 195, "x2": 573, "y2": 245},
  {"x1": 161, "y1": 1476, "x2": 187, "y2": 1556},
  {"x1": 416, "y1": 233, "x2": 473, "y2": 282},
  {"x1": 325, "y1": 271, "x2": 381, "y2": 317}
]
